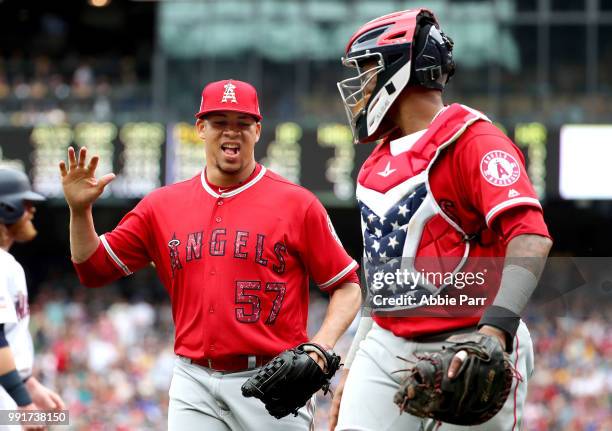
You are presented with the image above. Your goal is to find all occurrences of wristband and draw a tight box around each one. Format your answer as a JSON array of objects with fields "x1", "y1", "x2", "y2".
[
  {"x1": 0, "y1": 369, "x2": 32, "y2": 406},
  {"x1": 478, "y1": 305, "x2": 520, "y2": 353}
]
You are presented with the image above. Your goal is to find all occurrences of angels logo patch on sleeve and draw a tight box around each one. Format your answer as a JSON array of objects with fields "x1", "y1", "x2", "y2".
[{"x1": 479, "y1": 150, "x2": 520, "y2": 187}]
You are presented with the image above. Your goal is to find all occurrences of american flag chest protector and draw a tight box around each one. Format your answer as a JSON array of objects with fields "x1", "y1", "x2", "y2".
[{"x1": 356, "y1": 104, "x2": 491, "y2": 310}]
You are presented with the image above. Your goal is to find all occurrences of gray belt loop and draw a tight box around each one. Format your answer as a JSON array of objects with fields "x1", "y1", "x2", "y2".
[
  {"x1": 208, "y1": 359, "x2": 213, "y2": 368},
  {"x1": 248, "y1": 355, "x2": 256, "y2": 369}
]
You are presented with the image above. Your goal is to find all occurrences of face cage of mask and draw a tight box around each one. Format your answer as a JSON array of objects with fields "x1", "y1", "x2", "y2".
[{"x1": 337, "y1": 51, "x2": 385, "y2": 140}]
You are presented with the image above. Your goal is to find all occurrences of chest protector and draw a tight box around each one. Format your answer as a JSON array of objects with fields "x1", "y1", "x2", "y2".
[{"x1": 357, "y1": 104, "x2": 490, "y2": 311}]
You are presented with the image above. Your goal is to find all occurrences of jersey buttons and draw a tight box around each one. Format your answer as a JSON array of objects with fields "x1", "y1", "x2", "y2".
[
  {"x1": 217, "y1": 200, "x2": 224, "y2": 206},
  {"x1": 215, "y1": 216, "x2": 222, "y2": 223}
]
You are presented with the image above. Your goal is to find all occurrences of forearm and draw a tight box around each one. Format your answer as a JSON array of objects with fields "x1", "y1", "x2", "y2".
[
  {"x1": 0, "y1": 346, "x2": 32, "y2": 407},
  {"x1": 0, "y1": 346, "x2": 17, "y2": 374},
  {"x1": 496, "y1": 234, "x2": 552, "y2": 313},
  {"x1": 480, "y1": 234, "x2": 553, "y2": 350},
  {"x1": 505, "y1": 234, "x2": 552, "y2": 278},
  {"x1": 311, "y1": 282, "x2": 361, "y2": 348},
  {"x1": 70, "y1": 208, "x2": 100, "y2": 263},
  {"x1": 343, "y1": 311, "x2": 373, "y2": 369}
]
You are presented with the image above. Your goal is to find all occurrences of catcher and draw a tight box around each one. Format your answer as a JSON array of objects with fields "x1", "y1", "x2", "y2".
[{"x1": 330, "y1": 8, "x2": 552, "y2": 431}]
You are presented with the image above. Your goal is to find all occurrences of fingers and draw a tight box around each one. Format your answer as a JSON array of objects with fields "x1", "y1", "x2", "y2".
[
  {"x1": 447, "y1": 350, "x2": 468, "y2": 379},
  {"x1": 59, "y1": 160, "x2": 67, "y2": 177},
  {"x1": 67, "y1": 146, "x2": 77, "y2": 169},
  {"x1": 50, "y1": 391, "x2": 65, "y2": 410},
  {"x1": 62, "y1": 146, "x2": 103, "y2": 177},
  {"x1": 42, "y1": 393, "x2": 57, "y2": 410},
  {"x1": 87, "y1": 155, "x2": 99, "y2": 173},
  {"x1": 66, "y1": 146, "x2": 89, "y2": 172},
  {"x1": 77, "y1": 147, "x2": 87, "y2": 168},
  {"x1": 307, "y1": 351, "x2": 326, "y2": 371},
  {"x1": 98, "y1": 173, "x2": 116, "y2": 190}
]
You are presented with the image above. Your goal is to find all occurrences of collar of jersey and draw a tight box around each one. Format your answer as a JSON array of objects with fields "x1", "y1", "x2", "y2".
[
  {"x1": 200, "y1": 165, "x2": 267, "y2": 198},
  {"x1": 389, "y1": 106, "x2": 448, "y2": 156}
]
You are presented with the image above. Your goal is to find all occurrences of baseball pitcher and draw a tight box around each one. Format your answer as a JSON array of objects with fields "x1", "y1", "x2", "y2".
[{"x1": 59, "y1": 80, "x2": 362, "y2": 430}]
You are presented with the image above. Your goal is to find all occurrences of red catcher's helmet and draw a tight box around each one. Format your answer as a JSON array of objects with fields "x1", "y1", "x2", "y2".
[{"x1": 337, "y1": 9, "x2": 455, "y2": 143}]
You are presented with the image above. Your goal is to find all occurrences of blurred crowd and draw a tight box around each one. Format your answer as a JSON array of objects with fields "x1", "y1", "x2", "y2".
[
  {"x1": 0, "y1": 54, "x2": 150, "y2": 125},
  {"x1": 30, "y1": 278, "x2": 173, "y2": 431},
  {"x1": 25, "y1": 275, "x2": 611, "y2": 431},
  {"x1": 2, "y1": 52, "x2": 611, "y2": 128},
  {"x1": 522, "y1": 301, "x2": 612, "y2": 431}
]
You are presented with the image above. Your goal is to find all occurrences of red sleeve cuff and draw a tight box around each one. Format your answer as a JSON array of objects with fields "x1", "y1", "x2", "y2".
[{"x1": 73, "y1": 241, "x2": 125, "y2": 288}]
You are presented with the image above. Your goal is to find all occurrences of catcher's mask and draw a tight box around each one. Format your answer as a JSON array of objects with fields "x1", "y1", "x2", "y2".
[
  {"x1": 0, "y1": 168, "x2": 45, "y2": 225},
  {"x1": 337, "y1": 9, "x2": 455, "y2": 144}
]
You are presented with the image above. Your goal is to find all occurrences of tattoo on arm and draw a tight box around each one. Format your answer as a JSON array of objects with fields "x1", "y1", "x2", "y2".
[{"x1": 505, "y1": 234, "x2": 552, "y2": 279}]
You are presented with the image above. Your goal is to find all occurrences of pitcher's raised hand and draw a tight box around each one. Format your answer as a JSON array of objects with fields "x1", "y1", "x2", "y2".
[{"x1": 59, "y1": 147, "x2": 115, "y2": 211}]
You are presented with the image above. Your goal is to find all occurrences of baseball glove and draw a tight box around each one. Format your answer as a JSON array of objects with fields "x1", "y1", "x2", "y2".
[
  {"x1": 393, "y1": 333, "x2": 519, "y2": 426},
  {"x1": 241, "y1": 343, "x2": 341, "y2": 419}
]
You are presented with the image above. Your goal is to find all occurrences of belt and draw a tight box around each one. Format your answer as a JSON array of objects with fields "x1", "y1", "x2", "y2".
[
  {"x1": 180, "y1": 355, "x2": 274, "y2": 372},
  {"x1": 412, "y1": 325, "x2": 478, "y2": 343}
]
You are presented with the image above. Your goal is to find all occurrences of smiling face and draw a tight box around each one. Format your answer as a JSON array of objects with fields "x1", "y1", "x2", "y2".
[{"x1": 196, "y1": 111, "x2": 262, "y2": 186}]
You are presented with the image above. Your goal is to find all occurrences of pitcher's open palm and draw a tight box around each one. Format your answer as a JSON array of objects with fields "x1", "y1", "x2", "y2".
[{"x1": 59, "y1": 147, "x2": 115, "y2": 211}]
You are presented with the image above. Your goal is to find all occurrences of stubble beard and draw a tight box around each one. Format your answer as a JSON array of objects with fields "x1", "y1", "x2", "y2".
[{"x1": 9, "y1": 220, "x2": 38, "y2": 243}]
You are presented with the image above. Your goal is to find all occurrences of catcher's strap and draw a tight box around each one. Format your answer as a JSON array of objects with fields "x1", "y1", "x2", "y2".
[
  {"x1": 241, "y1": 343, "x2": 341, "y2": 419},
  {"x1": 393, "y1": 333, "x2": 521, "y2": 426}
]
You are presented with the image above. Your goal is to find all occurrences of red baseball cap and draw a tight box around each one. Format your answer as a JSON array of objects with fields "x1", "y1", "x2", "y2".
[{"x1": 195, "y1": 79, "x2": 262, "y2": 121}]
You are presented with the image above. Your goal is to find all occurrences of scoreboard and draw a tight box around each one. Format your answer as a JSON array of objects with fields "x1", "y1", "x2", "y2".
[
  {"x1": 0, "y1": 121, "x2": 371, "y2": 206},
  {"x1": 0, "y1": 120, "x2": 558, "y2": 206}
]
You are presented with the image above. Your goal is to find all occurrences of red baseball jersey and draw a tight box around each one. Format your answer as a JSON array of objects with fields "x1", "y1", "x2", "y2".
[
  {"x1": 74, "y1": 165, "x2": 358, "y2": 359},
  {"x1": 357, "y1": 104, "x2": 550, "y2": 338}
]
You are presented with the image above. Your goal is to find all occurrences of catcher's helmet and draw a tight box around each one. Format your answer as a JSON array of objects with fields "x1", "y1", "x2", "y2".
[
  {"x1": 0, "y1": 168, "x2": 45, "y2": 225},
  {"x1": 338, "y1": 9, "x2": 455, "y2": 143}
]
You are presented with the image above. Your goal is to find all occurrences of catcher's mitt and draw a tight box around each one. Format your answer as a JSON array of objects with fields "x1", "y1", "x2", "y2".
[
  {"x1": 393, "y1": 333, "x2": 519, "y2": 426},
  {"x1": 241, "y1": 343, "x2": 341, "y2": 419}
]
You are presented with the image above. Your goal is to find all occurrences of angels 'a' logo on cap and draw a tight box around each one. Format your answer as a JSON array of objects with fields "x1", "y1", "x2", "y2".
[
  {"x1": 221, "y1": 82, "x2": 238, "y2": 103},
  {"x1": 480, "y1": 150, "x2": 520, "y2": 187}
]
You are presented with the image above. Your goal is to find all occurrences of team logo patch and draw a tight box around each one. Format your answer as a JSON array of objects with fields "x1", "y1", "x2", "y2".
[
  {"x1": 377, "y1": 161, "x2": 396, "y2": 178},
  {"x1": 168, "y1": 234, "x2": 183, "y2": 276},
  {"x1": 480, "y1": 150, "x2": 520, "y2": 187},
  {"x1": 221, "y1": 82, "x2": 237, "y2": 103}
]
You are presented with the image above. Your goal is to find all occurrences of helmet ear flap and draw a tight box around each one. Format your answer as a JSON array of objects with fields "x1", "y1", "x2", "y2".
[
  {"x1": 410, "y1": 21, "x2": 455, "y2": 90},
  {"x1": 441, "y1": 32, "x2": 456, "y2": 80}
]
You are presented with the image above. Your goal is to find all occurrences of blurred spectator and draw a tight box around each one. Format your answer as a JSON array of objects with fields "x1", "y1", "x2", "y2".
[{"x1": 0, "y1": 52, "x2": 151, "y2": 126}]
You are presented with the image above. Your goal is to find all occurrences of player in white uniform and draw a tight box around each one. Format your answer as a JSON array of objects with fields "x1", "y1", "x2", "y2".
[{"x1": 0, "y1": 168, "x2": 65, "y2": 429}]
